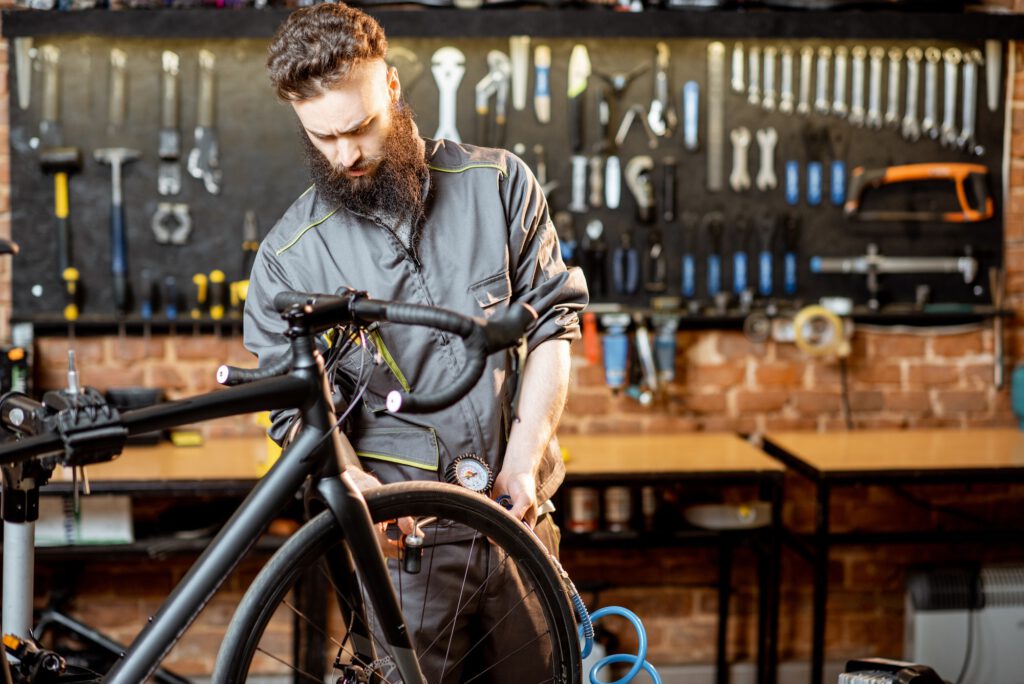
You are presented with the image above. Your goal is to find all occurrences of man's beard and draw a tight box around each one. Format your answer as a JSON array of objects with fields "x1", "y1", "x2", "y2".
[{"x1": 302, "y1": 100, "x2": 427, "y2": 224}]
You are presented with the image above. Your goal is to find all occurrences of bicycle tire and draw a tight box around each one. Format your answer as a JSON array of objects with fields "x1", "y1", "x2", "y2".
[{"x1": 213, "y1": 481, "x2": 581, "y2": 684}]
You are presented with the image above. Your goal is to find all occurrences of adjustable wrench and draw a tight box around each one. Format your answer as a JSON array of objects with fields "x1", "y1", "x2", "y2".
[
  {"x1": 814, "y1": 46, "x2": 831, "y2": 115},
  {"x1": 922, "y1": 47, "x2": 942, "y2": 140},
  {"x1": 648, "y1": 42, "x2": 677, "y2": 137},
  {"x1": 762, "y1": 46, "x2": 777, "y2": 111},
  {"x1": 730, "y1": 127, "x2": 752, "y2": 192},
  {"x1": 732, "y1": 42, "x2": 745, "y2": 94},
  {"x1": 748, "y1": 45, "x2": 761, "y2": 107},
  {"x1": 866, "y1": 46, "x2": 885, "y2": 129},
  {"x1": 832, "y1": 46, "x2": 848, "y2": 118},
  {"x1": 940, "y1": 47, "x2": 962, "y2": 148},
  {"x1": 885, "y1": 47, "x2": 902, "y2": 128},
  {"x1": 849, "y1": 46, "x2": 867, "y2": 126},
  {"x1": 797, "y1": 46, "x2": 813, "y2": 115},
  {"x1": 158, "y1": 51, "x2": 181, "y2": 196},
  {"x1": 957, "y1": 49, "x2": 983, "y2": 156},
  {"x1": 779, "y1": 46, "x2": 795, "y2": 114},
  {"x1": 186, "y1": 50, "x2": 221, "y2": 195},
  {"x1": 756, "y1": 127, "x2": 778, "y2": 191},
  {"x1": 474, "y1": 50, "x2": 511, "y2": 148},
  {"x1": 902, "y1": 47, "x2": 923, "y2": 141},
  {"x1": 432, "y1": 47, "x2": 466, "y2": 142}
]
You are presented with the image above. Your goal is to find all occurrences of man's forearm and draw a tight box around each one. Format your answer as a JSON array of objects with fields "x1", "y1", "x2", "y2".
[{"x1": 502, "y1": 339, "x2": 572, "y2": 476}]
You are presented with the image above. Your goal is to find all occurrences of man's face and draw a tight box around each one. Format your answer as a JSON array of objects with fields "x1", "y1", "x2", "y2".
[{"x1": 293, "y1": 59, "x2": 427, "y2": 220}]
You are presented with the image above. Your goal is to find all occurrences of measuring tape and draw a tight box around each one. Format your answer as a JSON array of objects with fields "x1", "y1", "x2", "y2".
[{"x1": 792, "y1": 305, "x2": 850, "y2": 358}]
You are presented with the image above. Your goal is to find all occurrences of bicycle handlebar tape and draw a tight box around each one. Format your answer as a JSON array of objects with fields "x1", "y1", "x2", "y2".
[
  {"x1": 483, "y1": 303, "x2": 537, "y2": 353},
  {"x1": 217, "y1": 355, "x2": 291, "y2": 386}
]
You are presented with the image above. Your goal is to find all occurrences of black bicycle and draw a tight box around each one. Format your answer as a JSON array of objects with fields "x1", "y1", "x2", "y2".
[{"x1": 0, "y1": 290, "x2": 582, "y2": 683}]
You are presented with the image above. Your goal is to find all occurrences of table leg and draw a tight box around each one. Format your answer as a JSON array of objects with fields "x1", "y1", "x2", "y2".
[
  {"x1": 717, "y1": 541, "x2": 734, "y2": 684},
  {"x1": 811, "y1": 482, "x2": 831, "y2": 684}
]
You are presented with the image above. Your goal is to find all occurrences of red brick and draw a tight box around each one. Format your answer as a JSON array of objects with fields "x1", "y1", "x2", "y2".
[
  {"x1": 679, "y1": 392, "x2": 727, "y2": 414},
  {"x1": 36, "y1": 336, "x2": 104, "y2": 367},
  {"x1": 573, "y1": 362, "x2": 607, "y2": 389},
  {"x1": 937, "y1": 390, "x2": 989, "y2": 414},
  {"x1": 964, "y1": 363, "x2": 999, "y2": 387},
  {"x1": 147, "y1": 363, "x2": 190, "y2": 391},
  {"x1": 849, "y1": 362, "x2": 902, "y2": 386},
  {"x1": 107, "y1": 336, "x2": 167, "y2": 363},
  {"x1": 754, "y1": 362, "x2": 804, "y2": 387},
  {"x1": 685, "y1": 363, "x2": 746, "y2": 388},
  {"x1": 643, "y1": 414, "x2": 701, "y2": 432},
  {"x1": 792, "y1": 390, "x2": 842, "y2": 415},
  {"x1": 735, "y1": 389, "x2": 788, "y2": 412},
  {"x1": 907, "y1": 362, "x2": 961, "y2": 388},
  {"x1": 932, "y1": 331, "x2": 984, "y2": 357},
  {"x1": 1013, "y1": 162, "x2": 1024, "y2": 190},
  {"x1": 848, "y1": 390, "x2": 884, "y2": 411},
  {"x1": 764, "y1": 417, "x2": 819, "y2": 430},
  {"x1": 1007, "y1": 214, "x2": 1024, "y2": 244},
  {"x1": 884, "y1": 390, "x2": 932, "y2": 412},
  {"x1": 869, "y1": 333, "x2": 926, "y2": 358},
  {"x1": 717, "y1": 331, "x2": 760, "y2": 359},
  {"x1": 173, "y1": 335, "x2": 231, "y2": 361}
]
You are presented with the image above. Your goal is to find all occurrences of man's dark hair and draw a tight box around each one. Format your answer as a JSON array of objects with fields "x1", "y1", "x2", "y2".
[{"x1": 267, "y1": 3, "x2": 388, "y2": 102}]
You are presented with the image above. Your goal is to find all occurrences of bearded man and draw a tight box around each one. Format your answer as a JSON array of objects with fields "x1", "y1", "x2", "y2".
[{"x1": 243, "y1": 4, "x2": 588, "y2": 681}]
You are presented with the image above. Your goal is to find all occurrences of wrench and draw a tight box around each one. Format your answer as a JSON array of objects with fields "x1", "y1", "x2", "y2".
[
  {"x1": 648, "y1": 42, "x2": 677, "y2": 137},
  {"x1": 707, "y1": 42, "x2": 726, "y2": 192},
  {"x1": 151, "y1": 202, "x2": 191, "y2": 245},
  {"x1": 779, "y1": 46, "x2": 795, "y2": 114},
  {"x1": 832, "y1": 46, "x2": 848, "y2": 117},
  {"x1": 158, "y1": 50, "x2": 181, "y2": 196},
  {"x1": 432, "y1": 47, "x2": 465, "y2": 143},
  {"x1": 732, "y1": 42, "x2": 745, "y2": 94},
  {"x1": 186, "y1": 49, "x2": 221, "y2": 195},
  {"x1": 902, "y1": 47, "x2": 923, "y2": 141},
  {"x1": 108, "y1": 48, "x2": 128, "y2": 132},
  {"x1": 957, "y1": 49, "x2": 984, "y2": 156},
  {"x1": 866, "y1": 46, "x2": 885, "y2": 129},
  {"x1": 755, "y1": 127, "x2": 778, "y2": 191},
  {"x1": 762, "y1": 46, "x2": 777, "y2": 111},
  {"x1": 940, "y1": 47, "x2": 962, "y2": 148},
  {"x1": 797, "y1": 46, "x2": 813, "y2": 115},
  {"x1": 885, "y1": 47, "x2": 902, "y2": 128},
  {"x1": 814, "y1": 46, "x2": 831, "y2": 115},
  {"x1": 748, "y1": 45, "x2": 761, "y2": 107},
  {"x1": 922, "y1": 47, "x2": 942, "y2": 140},
  {"x1": 730, "y1": 127, "x2": 752, "y2": 192},
  {"x1": 849, "y1": 46, "x2": 867, "y2": 126}
]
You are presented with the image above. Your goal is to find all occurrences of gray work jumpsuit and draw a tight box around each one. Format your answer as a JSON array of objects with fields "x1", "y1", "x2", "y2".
[{"x1": 244, "y1": 139, "x2": 589, "y2": 682}]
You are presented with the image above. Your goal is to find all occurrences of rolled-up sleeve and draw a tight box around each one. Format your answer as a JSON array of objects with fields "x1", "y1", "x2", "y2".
[{"x1": 503, "y1": 154, "x2": 590, "y2": 352}]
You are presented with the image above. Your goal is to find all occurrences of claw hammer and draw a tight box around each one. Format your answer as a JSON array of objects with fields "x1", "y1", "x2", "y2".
[{"x1": 95, "y1": 147, "x2": 140, "y2": 315}]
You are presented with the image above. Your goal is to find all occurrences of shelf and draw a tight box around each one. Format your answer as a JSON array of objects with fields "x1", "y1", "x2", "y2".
[{"x1": 3, "y1": 7, "x2": 1022, "y2": 40}]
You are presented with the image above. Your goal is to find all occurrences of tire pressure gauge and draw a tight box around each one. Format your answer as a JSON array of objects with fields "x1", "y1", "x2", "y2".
[{"x1": 445, "y1": 453, "x2": 494, "y2": 494}]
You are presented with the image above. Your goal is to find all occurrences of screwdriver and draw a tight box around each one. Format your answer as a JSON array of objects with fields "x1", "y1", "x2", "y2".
[{"x1": 191, "y1": 273, "x2": 208, "y2": 320}]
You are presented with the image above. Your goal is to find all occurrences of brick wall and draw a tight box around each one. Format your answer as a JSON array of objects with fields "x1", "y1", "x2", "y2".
[{"x1": 0, "y1": 11, "x2": 1022, "y2": 677}]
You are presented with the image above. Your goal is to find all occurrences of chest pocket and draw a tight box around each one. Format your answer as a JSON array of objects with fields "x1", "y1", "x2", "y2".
[
  {"x1": 335, "y1": 326, "x2": 410, "y2": 412},
  {"x1": 468, "y1": 270, "x2": 512, "y2": 316}
]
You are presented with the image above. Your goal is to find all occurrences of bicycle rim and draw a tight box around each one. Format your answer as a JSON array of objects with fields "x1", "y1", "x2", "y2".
[{"x1": 213, "y1": 481, "x2": 581, "y2": 684}]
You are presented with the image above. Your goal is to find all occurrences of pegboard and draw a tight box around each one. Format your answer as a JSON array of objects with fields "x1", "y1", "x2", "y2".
[{"x1": 7, "y1": 32, "x2": 1006, "y2": 324}]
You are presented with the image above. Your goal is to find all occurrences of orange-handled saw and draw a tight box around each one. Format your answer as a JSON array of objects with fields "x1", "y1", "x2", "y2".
[{"x1": 844, "y1": 163, "x2": 994, "y2": 223}]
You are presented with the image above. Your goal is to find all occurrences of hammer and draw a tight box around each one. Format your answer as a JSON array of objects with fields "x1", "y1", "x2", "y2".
[
  {"x1": 95, "y1": 147, "x2": 140, "y2": 315},
  {"x1": 40, "y1": 147, "x2": 82, "y2": 320}
]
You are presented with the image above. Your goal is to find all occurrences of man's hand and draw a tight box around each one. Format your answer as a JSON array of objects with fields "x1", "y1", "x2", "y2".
[{"x1": 494, "y1": 466, "x2": 538, "y2": 528}]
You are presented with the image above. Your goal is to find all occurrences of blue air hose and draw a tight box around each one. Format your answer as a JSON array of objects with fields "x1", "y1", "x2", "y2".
[{"x1": 574, "y1": 603, "x2": 662, "y2": 684}]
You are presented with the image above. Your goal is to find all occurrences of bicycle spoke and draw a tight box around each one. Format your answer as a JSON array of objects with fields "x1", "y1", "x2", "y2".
[
  {"x1": 461, "y1": 628, "x2": 553, "y2": 684},
  {"x1": 438, "y1": 534, "x2": 478, "y2": 681},
  {"x1": 441, "y1": 583, "x2": 542, "y2": 676},
  {"x1": 254, "y1": 646, "x2": 327, "y2": 684}
]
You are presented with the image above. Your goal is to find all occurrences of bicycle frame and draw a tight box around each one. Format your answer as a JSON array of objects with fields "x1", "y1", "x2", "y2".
[{"x1": 0, "y1": 329, "x2": 427, "y2": 683}]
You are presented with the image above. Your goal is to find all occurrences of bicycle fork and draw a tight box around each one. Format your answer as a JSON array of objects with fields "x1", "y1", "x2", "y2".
[{"x1": 317, "y1": 475, "x2": 428, "y2": 684}]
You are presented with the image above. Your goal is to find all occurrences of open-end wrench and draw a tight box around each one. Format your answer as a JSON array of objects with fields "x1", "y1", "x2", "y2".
[
  {"x1": 922, "y1": 47, "x2": 942, "y2": 140},
  {"x1": 730, "y1": 127, "x2": 752, "y2": 192},
  {"x1": 832, "y1": 46, "x2": 848, "y2": 117},
  {"x1": 151, "y1": 202, "x2": 191, "y2": 245},
  {"x1": 902, "y1": 47, "x2": 923, "y2": 141},
  {"x1": 707, "y1": 42, "x2": 726, "y2": 192},
  {"x1": 108, "y1": 48, "x2": 127, "y2": 133},
  {"x1": 186, "y1": 50, "x2": 221, "y2": 195},
  {"x1": 849, "y1": 46, "x2": 867, "y2": 126},
  {"x1": 732, "y1": 42, "x2": 745, "y2": 94},
  {"x1": 957, "y1": 49, "x2": 984, "y2": 156},
  {"x1": 648, "y1": 42, "x2": 677, "y2": 137},
  {"x1": 158, "y1": 50, "x2": 181, "y2": 196},
  {"x1": 756, "y1": 127, "x2": 778, "y2": 191},
  {"x1": 748, "y1": 45, "x2": 761, "y2": 107},
  {"x1": 940, "y1": 47, "x2": 962, "y2": 148},
  {"x1": 762, "y1": 46, "x2": 777, "y2": 111},
  {"x1": 814, "y1": 46, "x2": 831, "y2": 115},
  {"x1": 797, "y1": 46, "x2": 813, "y2": 115},
  {"x1": 866, "y1": 46, "x2": 885, "y2": 129},
  {"x1": 885, "y1": 47, "x2": 902, "y2": 128},
  {"x1": 779, "y1": 46, "x2": 795, "y2": 114},
  {"x1": 432, "y1": 47, "x2": 465, "y2": 142}
]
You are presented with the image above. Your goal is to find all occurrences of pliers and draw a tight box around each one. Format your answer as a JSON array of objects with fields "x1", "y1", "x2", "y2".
[{"x1": 475, "y1": 51, "x2": 511, "y2": 148}]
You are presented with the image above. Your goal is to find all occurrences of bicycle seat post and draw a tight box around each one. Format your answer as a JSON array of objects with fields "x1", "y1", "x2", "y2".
[{"x1": 2, "y1": 462, "x2": 42, "y2": 644}]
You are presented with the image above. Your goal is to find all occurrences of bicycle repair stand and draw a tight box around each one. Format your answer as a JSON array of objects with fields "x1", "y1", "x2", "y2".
[{"x1": 1, "y1": 355, "x2": 187, "y2": 684}]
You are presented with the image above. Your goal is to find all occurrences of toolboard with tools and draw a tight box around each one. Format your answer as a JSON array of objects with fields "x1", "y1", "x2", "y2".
[{"x1": 4, "y1": 22, "x2": 1009, "y2": 330}]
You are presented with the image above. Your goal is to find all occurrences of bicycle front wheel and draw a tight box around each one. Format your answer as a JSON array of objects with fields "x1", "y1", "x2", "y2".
[{"x1": 214, "y1": 481, "x2": 581, "y2": 684}]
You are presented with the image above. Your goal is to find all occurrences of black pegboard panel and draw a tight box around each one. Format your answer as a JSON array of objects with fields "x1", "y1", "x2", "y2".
[{"x1": 7, "y1": 32, "x2": 1007, "y2": 323}]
